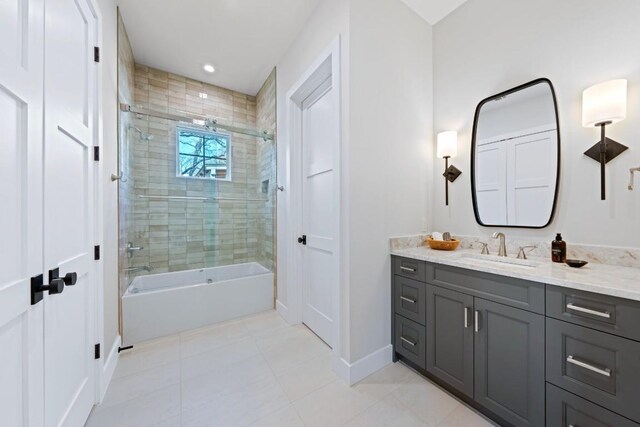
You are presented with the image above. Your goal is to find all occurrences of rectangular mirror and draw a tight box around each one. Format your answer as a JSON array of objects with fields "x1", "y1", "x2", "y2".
[{"x1": 471, "y1": 78, "x2": 560, "y2": 228}]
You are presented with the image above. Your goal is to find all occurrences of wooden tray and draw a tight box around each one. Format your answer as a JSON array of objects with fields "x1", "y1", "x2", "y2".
[{"x1": 426, "y1": 237, "x2": 460, "y2": 251}]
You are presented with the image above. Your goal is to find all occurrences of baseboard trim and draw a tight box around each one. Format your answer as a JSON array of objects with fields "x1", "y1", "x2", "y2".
[
  {"x1": 275, "y1": 299, "x2": 290, "y2": 323},
  {"x1": 333, "y1": 344, "x2": 393, "y2": 385},
  {"x1": 99, "y1": 335, "x2": 120, "y2": 402}
]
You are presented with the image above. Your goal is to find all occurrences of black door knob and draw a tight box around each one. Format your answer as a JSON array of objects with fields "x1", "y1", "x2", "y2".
[
  {"x1": 30, "y1": 272, "x2": 65, "y2": 305},
  {"x1": 297, "y1": 235, "x2": 307, "y2": 245},
  {"x1": 63, "y1": 272, "x2": 78, "y2": 286},
  {"x1": 47, "y1": 278, "x2": 65, "y2": 295}
]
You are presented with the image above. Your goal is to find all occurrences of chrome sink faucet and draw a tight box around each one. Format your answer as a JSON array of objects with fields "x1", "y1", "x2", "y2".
[{"x1": 492, "y1": 232, "x2": 507, "y2": 257}]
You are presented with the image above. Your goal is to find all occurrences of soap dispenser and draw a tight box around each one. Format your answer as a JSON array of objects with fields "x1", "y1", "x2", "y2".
[{"x1": 551, "y1": 233, "x2": 566, "y2": 263}]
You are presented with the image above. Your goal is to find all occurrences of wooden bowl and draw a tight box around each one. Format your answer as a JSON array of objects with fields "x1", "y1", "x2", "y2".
[{"x1": 425, "y1": 237, "x2": 460, "y2": 251}]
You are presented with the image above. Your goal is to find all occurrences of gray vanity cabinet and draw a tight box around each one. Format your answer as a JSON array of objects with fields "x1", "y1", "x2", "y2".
[
  {"x1": 392, "y1": 255, "x2": 640, "y2": 427},
  {"x1": 474, "y1": 298, "x2": 545, "y2": 427},
  {"x1": 426, "y1": 285, "x2": 474, "y2": 397}
]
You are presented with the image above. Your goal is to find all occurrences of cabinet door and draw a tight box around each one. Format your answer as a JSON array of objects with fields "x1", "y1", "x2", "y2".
[
  {"x1": 426, "y1": 285, "x2": 474, "y2": 397},
  {"x1": 474, "y1": 298, "x2": 545, "y2": 427}
]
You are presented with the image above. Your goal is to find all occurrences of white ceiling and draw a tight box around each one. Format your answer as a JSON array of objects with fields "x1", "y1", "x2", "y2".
[
  {"x1": 118, "y1": 0, "x2": 321, "y2": 95},
  {"x1": 399, "y1": 0, "x2": 469, "y2": 25}
]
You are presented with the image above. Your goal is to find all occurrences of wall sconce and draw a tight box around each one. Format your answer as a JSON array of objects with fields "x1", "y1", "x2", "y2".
[
  {"x1": 437, "y1": 131, "x2": 462, "y2": 206},
  {"x1": 582, "y1": 79, "x2": 629, "y2": 200}
]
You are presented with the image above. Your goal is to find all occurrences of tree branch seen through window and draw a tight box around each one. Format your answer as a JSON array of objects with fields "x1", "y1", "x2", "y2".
[{"x1": 177, "y1": 127, "x2": 230, "y2": 179}]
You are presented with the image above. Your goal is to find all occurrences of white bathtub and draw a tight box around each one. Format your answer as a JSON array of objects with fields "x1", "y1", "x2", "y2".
[{"x1": 122, "y1": 263, "x2": 274, "y2": 345}]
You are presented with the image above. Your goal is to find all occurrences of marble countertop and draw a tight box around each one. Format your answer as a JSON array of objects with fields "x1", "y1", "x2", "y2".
[{"x1": 391, "y1": 246, "x2": 640, "y2": 302}]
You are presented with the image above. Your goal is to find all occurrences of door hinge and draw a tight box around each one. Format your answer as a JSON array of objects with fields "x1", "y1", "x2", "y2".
[
  {"x1": 94, "y1": 343, "x2": 101, "y2": 359},
  {"x1": 94, "y1": 245, "x2": 101, "y2": 260},
  {"x1": 94, "y1": 46, "x2": 100, "y2": 63},
  {"x1": 93, "y1": 146, "x2": 100, "y2": 161}
]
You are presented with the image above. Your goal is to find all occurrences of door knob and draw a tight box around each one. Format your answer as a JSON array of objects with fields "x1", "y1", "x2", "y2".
[
  {"x1": 62, "y1": 272, "x2": 78, "y2": 286},
  {"x1": 46, "y1": 278, "x2": 65, "y2": 295},
  {"x1": 297, "y1": 235, "x2": 307, "y2": 245},
  {"x1": 31, "y1": 273, "x2": 65, "y2": 305}
]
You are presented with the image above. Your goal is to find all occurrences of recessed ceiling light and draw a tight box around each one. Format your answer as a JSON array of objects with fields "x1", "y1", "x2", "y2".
[
  {"x1": 203, "y1": 64, "x2": 215, "y2": 73},
  {"x1": 199, "y1": 92, "x2": 208, "y2": 99}
]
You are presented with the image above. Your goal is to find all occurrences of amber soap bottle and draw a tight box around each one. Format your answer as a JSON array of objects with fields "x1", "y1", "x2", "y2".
[{"x1": 551, "y1": 233, "x2": 566, "y2": 263}]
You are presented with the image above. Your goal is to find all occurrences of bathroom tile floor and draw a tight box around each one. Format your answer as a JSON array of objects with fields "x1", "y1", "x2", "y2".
[{"x1": 87, "y1": 310, "x2": 495, "y2": 427}]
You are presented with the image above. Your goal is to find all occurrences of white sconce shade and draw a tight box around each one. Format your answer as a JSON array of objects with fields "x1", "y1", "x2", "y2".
[
  {"x1": 437, "y1": 131, "x2": 458, "y2": 158},
  {"x1": 582, "y1": 79, "x2": 627, "y2": 127}
]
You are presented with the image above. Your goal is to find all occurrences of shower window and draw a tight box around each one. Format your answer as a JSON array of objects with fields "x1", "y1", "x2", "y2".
[{"x1": 176, "y1": 126, "x2": 231, "y2": 180}]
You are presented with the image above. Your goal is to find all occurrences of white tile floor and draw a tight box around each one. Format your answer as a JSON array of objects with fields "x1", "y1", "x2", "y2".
[{"x1": 87, "y1": 310, "x2": 496, "y2": 427}]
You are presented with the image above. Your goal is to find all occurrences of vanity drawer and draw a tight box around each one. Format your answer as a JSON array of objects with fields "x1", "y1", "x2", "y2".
[
  {"x1": 547, "y1": 285, "x2": 640, "y2": 342},
  {"x1": 393, "y1": 256, "x2": 427, "y2": 282},
  {"x1": 546, "y1": 318, "x2": 640, "y2": 422},
  {"x1": 394, "y1": 275, "x2": 426, "y2": 325},
  {"x1": 426, "y1": 262, "x2": 545, "y2": 314},
  {"x1": 546, "y1": 383, "x2": 639, "y2": 427},
  {"x1": 394, "y1": 314, "x2": 426, "y2": 369}
]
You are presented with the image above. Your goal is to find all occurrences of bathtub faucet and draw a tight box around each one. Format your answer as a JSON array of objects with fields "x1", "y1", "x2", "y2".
[{"x1": 125, "y1": 266, "x2": 153, "y2": 273}]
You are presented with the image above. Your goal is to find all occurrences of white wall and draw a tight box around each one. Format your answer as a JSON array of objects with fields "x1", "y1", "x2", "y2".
[
  {"x1": 96, "y1": 0, "x2": 120, "y2": 352},
  {"x1": 348, "y1": 0, "x2": 432, "y2": 362},
  {"x1": 432, "y1": 0, "x2": 640, "y2": 247},
  {"x1": 276, "y1": 0, "x2": 351, "y2": 358},
  {"x1": 276, "y1": 0, "x2": 432, "y2": 367}
]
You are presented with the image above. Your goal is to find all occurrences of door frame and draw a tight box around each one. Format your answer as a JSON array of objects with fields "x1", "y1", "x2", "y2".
[
  {"x1": 88, "y1": 0, "x2": 107, "y2": 405},
  {"x1": 281, "y1": 37, "x2": 343, "y2": 361}
]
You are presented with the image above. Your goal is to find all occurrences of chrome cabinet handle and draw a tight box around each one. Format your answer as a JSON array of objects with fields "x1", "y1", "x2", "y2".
[
  {"x1": 474, "y1": 310, "x2": 480, "y2": 332},
  {"x1": 464, "y1": 307, "x2": 469, "y2": 328},
  {"x1": 566, "y1": 303, "x2": 611, "y2": 319},
  {"x1": 400, "y1": 336, "x2": 416, "y2": 347},
  {"x1": 566, "y1": 355, "x2": 611, "y2": 377},
  {"x1": 399, "y1": 266, "x2": 416, "y2": 272},
  {"x1": 400, "y1": 296, "x2": 416, "y2": 304}
]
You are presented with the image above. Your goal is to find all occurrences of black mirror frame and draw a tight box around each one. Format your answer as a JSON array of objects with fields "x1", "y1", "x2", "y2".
[{"x1": 470, "y1": 78, "x2": 561, "y2": 229}]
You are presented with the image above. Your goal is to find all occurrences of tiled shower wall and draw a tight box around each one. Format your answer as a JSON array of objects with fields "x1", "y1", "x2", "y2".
[
  {"x1": 256, "y1": 69, "x2": 277, "y2": 272},
  {"x1": 118, "y1": 22, "x2": 276, "y2": 290},
  {"x1": 129, "y1": 65, "x2": 262, "y2": 274},
  {"x1": 117, "y1": 13, "x2": 135, "y2": 295}
]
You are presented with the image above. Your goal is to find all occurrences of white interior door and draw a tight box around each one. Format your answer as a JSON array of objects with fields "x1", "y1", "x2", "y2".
[
  {"x1": 0, "y1": 0, "x2": 45, "y2": 426},
  {"x1": 506, "y1": 130, "x2": 557, "y2": 226},
  {"x1": 300, "y1": 75, "x2": 338, "y2": 347},
  {"x1": 43, "y1": 0, "x2": 98, "y2": 424}
]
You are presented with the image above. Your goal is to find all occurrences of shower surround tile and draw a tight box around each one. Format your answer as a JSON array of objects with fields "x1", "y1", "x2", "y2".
[{"x1": 120, "y1": 62, "x2": 276, "y2": 280}]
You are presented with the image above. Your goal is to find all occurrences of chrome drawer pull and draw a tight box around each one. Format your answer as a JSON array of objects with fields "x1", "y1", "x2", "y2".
[
  {"x1": 566, "y1": 355, "x2": 611, "y2": 377},
  {"x1": 400, "y1": 296, "x2": 416, "y2": 304},
  {"x1": 400, "y1": 266, "x2": 416, "y2": 272},
  {"x1": 566, "y1": 303, "x2": 611, "y2": 319},
  {"x1": 400, "y1": 336, "x2": 416, "y2": 346},
  {"x1": 474, "y1": 310, "x2": 480, "y2": 332},
  {"x1": 464, "y1": 307, "x2": 469, "y2": 329}
]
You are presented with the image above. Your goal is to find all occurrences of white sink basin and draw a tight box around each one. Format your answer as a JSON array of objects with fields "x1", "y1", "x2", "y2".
[{"x1": 458, "y1": 253, "x2": 540, "y2": 269}]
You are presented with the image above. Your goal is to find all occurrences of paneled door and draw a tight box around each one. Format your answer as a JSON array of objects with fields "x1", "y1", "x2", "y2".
[
  {"x1": 299, "y1": 72, "x2": 339, "y2": 347},
  {"x1": 0, "y1": 0, "x2": 45, "y2": 425},
  {"x1": 43, "y1": 0, "x2": 99, "y2": 424}
]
